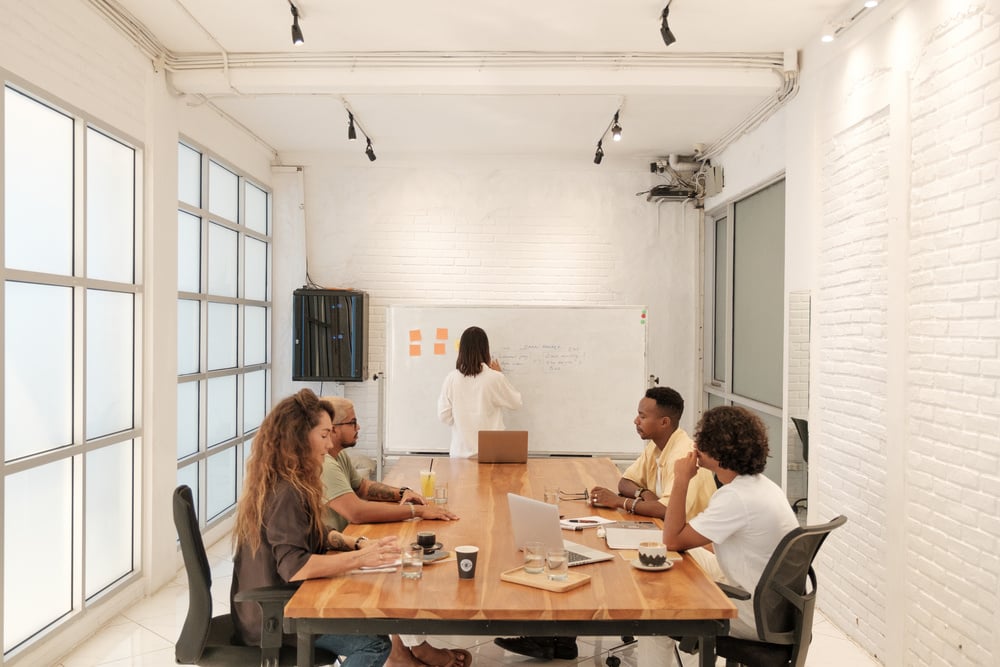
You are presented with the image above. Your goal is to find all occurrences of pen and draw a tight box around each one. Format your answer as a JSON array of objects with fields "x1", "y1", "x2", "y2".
[{"x1": 566, "y1": 519, "x2": 598, "y2": 524}]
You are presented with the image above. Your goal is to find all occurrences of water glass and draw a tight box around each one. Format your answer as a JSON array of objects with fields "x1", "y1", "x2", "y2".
[
  {"x1": 546, "y1": 547, "x2": 568, "y2": 581},
  {"x1": 524, "y1": 541, "x2": 545, "y2": 574},
  {"x1": 543, "y1": 485, "x2": 559, "y2": 505},
  {"x1": 434, "y1": 483, "x2": 448, "y2": 507},
  {"x1": 401, "y1": 544, "x2": 424, "y2": 580}
]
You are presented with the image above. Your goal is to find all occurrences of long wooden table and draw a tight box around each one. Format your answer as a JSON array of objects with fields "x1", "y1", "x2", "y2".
[{"x1": 284, "y1": 457, "x2": 736, "y2": 666}]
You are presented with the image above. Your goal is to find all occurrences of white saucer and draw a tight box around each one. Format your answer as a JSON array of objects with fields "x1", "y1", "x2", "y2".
[{"x1": 630, "y1": 558, "x2": 672, "y2": 572}]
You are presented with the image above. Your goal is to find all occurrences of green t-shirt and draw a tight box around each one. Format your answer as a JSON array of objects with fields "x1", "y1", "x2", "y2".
[{"x1": 320, "y1": 450, "x2": 362, "y2": 532}]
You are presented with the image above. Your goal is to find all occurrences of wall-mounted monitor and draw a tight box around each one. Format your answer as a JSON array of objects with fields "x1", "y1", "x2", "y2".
[{"x1": 292, "y1": 288, "x2": 369, "y2": 382}]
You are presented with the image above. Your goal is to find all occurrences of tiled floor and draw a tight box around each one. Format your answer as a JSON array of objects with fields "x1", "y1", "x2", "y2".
[{"x1": 55, "y1": 535, "x2": 880, "y2": 667}]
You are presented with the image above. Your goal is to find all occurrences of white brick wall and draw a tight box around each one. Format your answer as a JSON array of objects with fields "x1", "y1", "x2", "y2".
[
  {"x1": 787, "y1": 291, "x2": 810, "y2": 503},
  {"x1": 815, "y1": 108, "x2": 891, "y2": 656},
  {"x1": 280, "y1": 157, "x2": 702, "y2": 456},
  {"x1": 904, "y1": 6, "x2": 1000, "y2": 665}
]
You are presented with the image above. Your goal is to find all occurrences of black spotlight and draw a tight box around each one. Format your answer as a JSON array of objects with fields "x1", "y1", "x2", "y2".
[
  {"x1": 660, "y1": 3, "x2": 676, "y2": 47},
  {"x1": 594, "y1": 141, "x2": 604, "y2": 165},
  {"x1": 290, "y1": 4, "x2": 304, "y2": 46},
  {"x1": 347, "y1": 112, "x2": 357, "y2": 140},
  {"x1": 365, "y1": 138, "x2": 377, "y2": 162}
]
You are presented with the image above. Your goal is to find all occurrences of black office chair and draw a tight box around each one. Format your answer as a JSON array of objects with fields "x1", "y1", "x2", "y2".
[
  {"x1": 676, "y1": 515, "x2": 847, "y2": 667},
  {"x1": 172, "y1": 485, "x2": 338, "y2": 666}
]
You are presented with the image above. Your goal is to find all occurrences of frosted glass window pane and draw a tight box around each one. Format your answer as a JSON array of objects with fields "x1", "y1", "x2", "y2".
[
  {"x1": 87, "y1": 290, "x2": 134, "y2": 439},
  {"x1": 86, "y1": 442, "x2": 134, "y2": 597},
  {"x1": 178, "y1": 143, "x2": 201, "y2": 207},
  {"x1": 245, "y1": 237, "x2": 267, "y2": 301},
  {"x1": 177, "y1": 210, "x2": 201, "y2": 293},
  {"x1": 245, "y1": 306, "x2": 266, "y2": 365},
  {"x1": 4, "y1": 282, "x2": 72, "y2": 460},
  {"x1": 245, "y1": 182, "x2": 268, "y2": 234},
  {"x1": 207, "y1": 223, "x2": 238, "y2": 297},
  {"x1": 177, "y1": 299, "x2": 200, "y2": 375},
  {"x1": 177, "y1": 463, "x2": 199, "y2": 517},
  {"x1": 207, "y1": 375, "x2": 236, "y2": 446},
  {"x1": 177, "y1": 381, "x2": 199, "y2": 459},
  {"x1": 4, "y1": 460, "x2": 73, "y2": 651},
  {"x1": 206, "y1": 447, "x2": 237, "y2": 520},
  {"x1": 4, "y1": 87, "x2": 73, "y2": 275},
  {"x1": 87, "y1": 129, "x2": 135, "y2": 283},
  {"x1": 732, "y1": 180, "x2": 785, "y2": 407},
  {"x1": 208, "y1": 161, "x2": 238, "y2": 222},
  {"x1": 207, "y1": 303, "x2": 237, "y2": 370},
  {"x1": 243, "y1": 370, "x2": 266, "y2": 432}
]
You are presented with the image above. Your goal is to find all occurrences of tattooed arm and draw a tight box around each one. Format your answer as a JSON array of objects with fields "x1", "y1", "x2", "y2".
[{"x1": 357, "y1": 479, "x2": 426, "y2": 505}]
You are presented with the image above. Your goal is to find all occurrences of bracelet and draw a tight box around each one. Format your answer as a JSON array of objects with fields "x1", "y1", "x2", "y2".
[
  {"x1": 634, "y1": 487, "x2": 646, "y2": 499},
  {"x1": 627, "y1": 498, "x2": 637, "y2": 514},
  {"x1": 354, "y1": 535, "x2": 368, "y2": 550}
]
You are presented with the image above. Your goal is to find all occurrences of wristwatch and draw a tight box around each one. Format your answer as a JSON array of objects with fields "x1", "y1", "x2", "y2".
[
  {"x1": 634, "y1": 487, "x2": 645, "y2": 499},
  {"x1": 398, "y1": 486, "x2": 411, "y2": 500}
]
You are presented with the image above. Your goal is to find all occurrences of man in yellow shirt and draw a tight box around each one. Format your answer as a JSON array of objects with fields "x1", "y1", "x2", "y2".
[
  {"x1": 590, "y1": 386, "x2": 716, "y2": 518},
  {"x1": 495, "y1": 387, "x2": 717, "y2": 661}
]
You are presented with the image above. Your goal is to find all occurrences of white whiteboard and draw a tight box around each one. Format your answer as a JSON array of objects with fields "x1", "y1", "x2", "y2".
[{"x1": 384, "y1": 305, "x2": 648, "y2": 456}]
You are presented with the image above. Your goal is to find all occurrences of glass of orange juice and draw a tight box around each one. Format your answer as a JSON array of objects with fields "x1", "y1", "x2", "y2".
[{"x1": 419, "y1": 469, "x2": 436, "y2": 498}]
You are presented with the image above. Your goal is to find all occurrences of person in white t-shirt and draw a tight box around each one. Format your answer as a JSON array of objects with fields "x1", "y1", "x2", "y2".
[
  {"x1": 663, "y1": 405, "x2": 799, "y2": 639},
  {"x1": 437, "y1": 326, "x2": 522, "y2": 458}
]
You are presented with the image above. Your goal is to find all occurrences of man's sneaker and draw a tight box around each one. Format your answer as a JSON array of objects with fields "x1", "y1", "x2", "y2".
[{"x1": 552, "y1": 637, "x2": 579, "y2": 660}]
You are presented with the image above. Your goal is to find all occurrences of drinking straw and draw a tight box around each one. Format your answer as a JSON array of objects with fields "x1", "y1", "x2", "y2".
[{"x1": 429, "y1": 458, "x2": 434, "y2": 472}]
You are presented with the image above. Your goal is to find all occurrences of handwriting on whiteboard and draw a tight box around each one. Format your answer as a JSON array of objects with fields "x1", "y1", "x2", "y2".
[{"x1": 494, "y1": 343, "x2": 586, "y2": 374}]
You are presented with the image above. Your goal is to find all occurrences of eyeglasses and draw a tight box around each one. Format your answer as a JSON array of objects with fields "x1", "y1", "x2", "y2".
[{"x1": 333, "y1": 419, "x2": 359, "y2": 428}]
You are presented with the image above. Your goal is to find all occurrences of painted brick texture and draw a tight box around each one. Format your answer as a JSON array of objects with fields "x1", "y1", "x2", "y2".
[
  {"x1": 816, "y1": 108, "x2": 891, "y2": 656},
  {"x1": 904, "y1": 8, "x2": 1000, "y2": 666}
]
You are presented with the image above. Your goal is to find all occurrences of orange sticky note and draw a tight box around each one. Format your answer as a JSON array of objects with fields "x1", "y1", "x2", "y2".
[
  {"x1": 436, "y1": 328, "x2": 448, "y2": 340},
  {"x1": 409, "y1": 329, "x2": 422, "y2": 342},
  {"x1": 409, "y1": 344, "x2": 421, "y2": 357},
  {"x1": 434, "y1": 342, "x2": 446, "y2": 355}
]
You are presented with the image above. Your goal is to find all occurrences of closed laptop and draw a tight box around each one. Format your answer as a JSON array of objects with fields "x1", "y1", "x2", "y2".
[{"x1": 478, "y1": 430, "x2": 529, "y2": 463}]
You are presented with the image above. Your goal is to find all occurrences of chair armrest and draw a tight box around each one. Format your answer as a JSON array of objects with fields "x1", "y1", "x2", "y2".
[
  {"x1": 716, "y1": 581, "x2": 751, "y2": 600},
  {"x1": 233, "y1": 584, "x2": 298, "y2": 605}
]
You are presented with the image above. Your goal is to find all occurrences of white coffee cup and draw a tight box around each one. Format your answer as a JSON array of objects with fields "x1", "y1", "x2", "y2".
[{"x1": 637, "y1": 541, "x2": 668, "y2": 568}]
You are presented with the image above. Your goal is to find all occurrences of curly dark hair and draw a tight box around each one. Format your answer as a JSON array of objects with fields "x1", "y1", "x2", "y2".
[
  {"x1": 693, "y1": 406, "x2": 769, "y2": 475},
  {"x1": 645, "y1": 386, "x2": 684, "y2": 424}
]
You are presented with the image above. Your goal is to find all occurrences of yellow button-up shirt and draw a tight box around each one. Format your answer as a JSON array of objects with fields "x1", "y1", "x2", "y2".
[{"x1": 621, "y1": 427, "x2": 716, "y2": 520}]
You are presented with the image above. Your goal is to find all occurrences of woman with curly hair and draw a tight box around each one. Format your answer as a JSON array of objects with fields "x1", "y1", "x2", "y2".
[
  {"x1": 231, "y1": 388, "x2": 396, "y2": 665},
  {"x1": 662, "y1": 405, "x2": 798, "y2": 639}
]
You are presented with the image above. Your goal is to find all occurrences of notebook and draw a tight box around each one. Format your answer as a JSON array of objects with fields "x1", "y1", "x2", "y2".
[
  {"x1": 478, "y1": 430, "x2": 529, "y2": 463},
  {"x1": 507, "y1": 493, "x2": 614, "y2": 567},
  {"x1": 603, "y1": 521, "x2": 664, "y2": 549}
]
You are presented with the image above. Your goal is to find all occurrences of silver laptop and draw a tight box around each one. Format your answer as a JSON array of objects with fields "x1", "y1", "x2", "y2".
[
  {"x1": 507, "y1": 493, "x2": 614, "y2": 566},
  {"x1": 478, "y1": 430, "x2": 529, "y2": 463}
]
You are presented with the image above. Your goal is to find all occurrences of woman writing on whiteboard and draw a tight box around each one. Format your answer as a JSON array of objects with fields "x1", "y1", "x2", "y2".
[{"x1": 437, "y1": 326, "x2": 522, "y2": 458}]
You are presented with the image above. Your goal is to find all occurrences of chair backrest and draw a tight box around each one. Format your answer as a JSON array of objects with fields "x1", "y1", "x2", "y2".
[
  {"x1": 173, "y1": 484, "x2": 215, "y2": 663},
  {"x1": 752, "y1": 515, "x2": 846, "y2": 645},
  {"x1": 791, "y1": 418, "x2": 809, "y2": 464}
]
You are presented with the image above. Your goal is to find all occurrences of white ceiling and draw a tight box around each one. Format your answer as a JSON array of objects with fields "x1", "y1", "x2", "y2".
[{"x1": 103, "y1": 0, "x2": 855, "y2": 161}]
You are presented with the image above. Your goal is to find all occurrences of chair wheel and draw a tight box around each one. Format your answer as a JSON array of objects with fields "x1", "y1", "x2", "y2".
[
  {"x1": 606, "y1": 656, "x2": 621, "y2": 667},
  {"x1": 620, "y1": 636, "x2": 635, "y2": 644}
]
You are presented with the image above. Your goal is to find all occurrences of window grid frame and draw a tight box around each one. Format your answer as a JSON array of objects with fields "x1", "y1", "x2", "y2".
[
  {"x1": 1, "y1": 76, "x2": 143, "y2": 655},
  {"x1": 176, "y1": 138, "x2": 271, "y2": 528}
]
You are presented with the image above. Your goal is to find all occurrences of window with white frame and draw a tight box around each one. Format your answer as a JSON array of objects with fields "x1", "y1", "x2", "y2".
[
  {"x1": 176, "y1": 141, "x2": 270, "y2": 526},
  {"x1": 703, "y1": 178, "x2": 786, "y2": 484},
  {"x1": 2, "y1": 83, "x2": 141, "y2": 655}
]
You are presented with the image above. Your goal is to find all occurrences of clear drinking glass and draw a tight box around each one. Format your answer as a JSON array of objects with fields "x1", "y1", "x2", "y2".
[
  {"x1": 434, "y1": 483, "x2": 448, "y2": 507},
  {"x1": 543, "y1": 485, "x2": 558, "y2": 505},
  {"x1": 401, "y1": 544, "x2": 424, "y2": 580},
  {"x1": 524, "y1": 541, "x2": 545, "y2": 574},
  {"x1": 546, "y1": 547, "x2": 568, "y2": 581}
]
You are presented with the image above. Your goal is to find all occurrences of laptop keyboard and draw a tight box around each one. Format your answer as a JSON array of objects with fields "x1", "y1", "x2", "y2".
[{"x1": 567, "y1": 550, "x2": 589, "y2": 564}]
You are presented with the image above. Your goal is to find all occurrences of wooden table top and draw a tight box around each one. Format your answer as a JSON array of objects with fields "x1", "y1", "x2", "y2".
[{"x1": 284, "y1": 457, "x2": 736, "y2": 624}]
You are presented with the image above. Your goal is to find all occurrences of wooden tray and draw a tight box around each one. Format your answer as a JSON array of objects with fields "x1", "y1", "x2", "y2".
[{"x1": 500, "y1": 566, "x2": 591, "y2": 592}]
